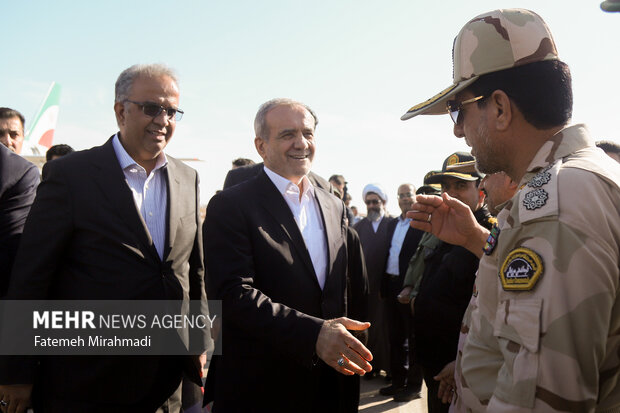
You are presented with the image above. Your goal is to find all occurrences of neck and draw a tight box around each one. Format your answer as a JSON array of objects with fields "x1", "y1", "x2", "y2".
[
  {"x1": 296, "y1": 178, "x2": 305, "y2": 201},
  {"x1": 505, "y1": 124, "x2": 565, "y2": 183}
]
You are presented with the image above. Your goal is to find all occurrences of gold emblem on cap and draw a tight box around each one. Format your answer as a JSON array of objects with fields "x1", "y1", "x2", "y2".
[{"x1": 447, "y1": 154, "x2": 460, "y2": 166}]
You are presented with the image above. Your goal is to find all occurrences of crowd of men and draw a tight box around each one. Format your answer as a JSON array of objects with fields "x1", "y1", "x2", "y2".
[{"x1": 1, "y1": 7, "x2": 620, "y2": 413}]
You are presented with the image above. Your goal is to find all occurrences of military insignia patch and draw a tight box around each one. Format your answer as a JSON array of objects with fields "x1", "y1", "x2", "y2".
[
  {"x1": 523, "y1": 188, "x2": 548, "y2": 210},
  {"x1": 527, "y1": 170, "x2": 551, "y2": 188},
  {"x1": 499, "y1": 247, "x2": 544, "y2": 291},
  {"x1": 483, "y1": 223, "x2": 500, "y2": 256}
]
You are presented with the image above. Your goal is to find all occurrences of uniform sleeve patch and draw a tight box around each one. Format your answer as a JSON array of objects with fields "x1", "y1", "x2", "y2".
[
  {"x1": 483, "y1": 222, "x2": 500, "y2": 256},
  {"x1": 499, "y1": 247, "x2": 544, "y2": 291}
]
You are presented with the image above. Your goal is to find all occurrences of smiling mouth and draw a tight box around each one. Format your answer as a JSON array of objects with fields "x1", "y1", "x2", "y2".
[
  {"x1": 148, "y1": 130, "x2": 167, "y2": 138},
  {"x1": 289, "y1": 154, "x2": 309, "y2": 160}
]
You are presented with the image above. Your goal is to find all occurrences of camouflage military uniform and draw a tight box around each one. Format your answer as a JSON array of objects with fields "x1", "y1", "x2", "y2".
[{"x1": 455, "y1": 125, "x2": 620, "y2": 412}]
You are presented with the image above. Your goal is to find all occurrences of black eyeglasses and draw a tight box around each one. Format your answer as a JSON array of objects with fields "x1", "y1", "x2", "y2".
[
  {"x1": 397, "y1": 192, "x2": 413, "y2": 199},
  {"x1": 446, "y1": 95, "x2": 485, "y2": 124},
  {"x1": 125, "y1": 100, "x2": 184, "y2": 121},
  {"x1": 365, "y1": 199, "x2": 381, "y2": 206}
]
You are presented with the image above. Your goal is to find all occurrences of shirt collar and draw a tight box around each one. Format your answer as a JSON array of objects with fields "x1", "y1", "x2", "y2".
[
  {"x1": 264, "y1": 166, "x2": 315, "y2": 198},
  {"x1": 520, "y1": 124, "x2": 592, "y2": 187},
  {"x1": 398, "y1": 215, "x2": 411, "y2": 224},
  {"x1": 112, "y1": 133, "x2": 168, "y2": 173}
]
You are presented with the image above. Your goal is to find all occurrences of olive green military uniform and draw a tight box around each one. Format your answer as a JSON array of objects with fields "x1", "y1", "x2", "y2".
[{"x1": 456, "y1": 125, "x2": 620, "y2": 412}]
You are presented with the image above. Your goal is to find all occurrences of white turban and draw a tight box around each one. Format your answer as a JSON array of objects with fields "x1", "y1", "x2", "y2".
[{"x1": 362, "y1": 183, "x2": 387, "y2": 203}]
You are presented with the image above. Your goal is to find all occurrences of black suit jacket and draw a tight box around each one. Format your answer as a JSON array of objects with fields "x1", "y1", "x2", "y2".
[
  {"x1": 223, "y1": 161, "x2": 333, "y2": 193},
  {"x1": 1, "y1": 137, "x2": 206, "y2": 408},
  {"x1": 0, "y1": 144, "x2": 40, "y2": 297},
  {"x1": 203, "y1": 170, "x2": 360, "y2": 411}
]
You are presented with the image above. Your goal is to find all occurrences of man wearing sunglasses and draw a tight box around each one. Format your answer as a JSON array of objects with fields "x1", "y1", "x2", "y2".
[
  {"x1": 403, "y1": 9, "x2": 620, "y2": 412},
  {"x1": 353, "y1": 184, "x2": 393, "y2": 379},
  {"x1": 0, "y1": 64, "x2": 207, "y2": 413}
]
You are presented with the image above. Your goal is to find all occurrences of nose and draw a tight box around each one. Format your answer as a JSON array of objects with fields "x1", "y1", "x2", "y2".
[
  {"x1": 480, "y1": 175, "x2": 488, "y2": 190},
  {"x1": 152, "y1": 109, "x2": 172, "y2": 126},
  {"x1": 292, "y1": 132, "x2": 309, "y2": 149},
  {"x1": 453, "y1": 121, "x2": 465, "y2": 139}
]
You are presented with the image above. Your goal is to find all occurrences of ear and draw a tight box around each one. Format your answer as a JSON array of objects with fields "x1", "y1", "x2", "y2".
[
  {"x1": 254, "y1": 137, "x2": 267, "y2": 160},
  {"x1": 490, "y1": 90, "x2": 512, "y2": 131},
  {"x1": 114, "y1": 102, "x2": 126, "y2": 127},
  {"x1": 478, "y1": 187, "x2": 486, "y2": 206}
]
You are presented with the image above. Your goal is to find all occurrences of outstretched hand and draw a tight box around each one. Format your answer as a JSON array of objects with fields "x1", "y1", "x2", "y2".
[
  {"x1": 315, "y1": 317, "x2": 373, "y2": 376},
  {"x1": 434, "y1": 360, "x2": 456, "y2": 404},
  {"x1": 0, "y1": 384, "x2": 32, "y2": 413},
  {"x1": 407, "y1": 193, "x2": 488, "y2": 257}
]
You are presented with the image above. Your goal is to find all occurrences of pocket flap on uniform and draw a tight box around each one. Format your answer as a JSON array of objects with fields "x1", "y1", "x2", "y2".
[{"x1": 493, "y1": 298, "x2": 542, "y2": 353}]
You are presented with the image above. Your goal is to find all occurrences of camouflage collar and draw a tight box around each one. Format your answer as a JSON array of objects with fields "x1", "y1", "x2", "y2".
[{"x1": 520, "y1": 124, "x2": 593, "y2": 188}]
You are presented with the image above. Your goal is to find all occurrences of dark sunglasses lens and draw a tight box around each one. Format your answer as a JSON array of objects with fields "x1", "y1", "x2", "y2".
[
  {"x1": 164, "y1": 108, "x2": 178, "y2": 119},
  {"x1": 450, "y1": 110, "x2": 460, "y2": 124},
  {"x1": 142, "y1": 104, "x2": 163, "y2": 117},
  {"x1": 172, "y1": 109, "x2": 183, "y2": 121}
]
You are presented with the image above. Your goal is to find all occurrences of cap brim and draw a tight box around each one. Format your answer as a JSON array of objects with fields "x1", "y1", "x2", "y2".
[
  {"x1": 400, "y1": 77, "x2": 478, "y2": 121},
  {"x1": 426, "y1": 172, "x2": 479, "y2": 184},
  {"x1": 416, "y1": 185, "x2": 441, "y2": 195},
  {"x1": 446, "y1": 160, "x2": 478, "y2": 174}
]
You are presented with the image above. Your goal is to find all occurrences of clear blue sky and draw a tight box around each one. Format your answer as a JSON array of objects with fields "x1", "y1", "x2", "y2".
[{"x1": 2, "y1": 0, "x2": 618, "y2": 215}]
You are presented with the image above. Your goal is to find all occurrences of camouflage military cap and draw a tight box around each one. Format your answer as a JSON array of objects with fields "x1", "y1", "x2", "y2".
[
  {"x1": 401, "y1": 9, "x2": 559, "y2": 120},
  {"x1": 427, "y1": 152, "x2": 483, "y2": 184}
]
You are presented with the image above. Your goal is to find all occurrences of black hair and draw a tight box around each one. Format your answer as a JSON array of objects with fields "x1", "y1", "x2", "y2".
[{"x1": 469, "y1": 60, "x2": 572, "y2": 129}]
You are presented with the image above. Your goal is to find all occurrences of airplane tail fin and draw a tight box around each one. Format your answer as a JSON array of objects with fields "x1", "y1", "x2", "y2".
[{"x1": 24, "y1": 82, "x2": 61, "y2": 151}]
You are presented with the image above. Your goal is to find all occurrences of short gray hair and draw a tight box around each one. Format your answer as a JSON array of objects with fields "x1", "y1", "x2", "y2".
[
  {"x1": 114, "y1": 64, "x2": 178, "y2": 103},
  {"x1": 254, "y1": 98, "x2": 318, "y2": 139}
]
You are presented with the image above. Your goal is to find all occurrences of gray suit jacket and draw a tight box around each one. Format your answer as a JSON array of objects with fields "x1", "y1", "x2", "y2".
[{"x1": 1, "y1": 137, "x2": 206, "y2": 407}]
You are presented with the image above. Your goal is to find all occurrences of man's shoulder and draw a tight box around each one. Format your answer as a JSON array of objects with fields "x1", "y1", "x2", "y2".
[
  {"x1": 212, "y1": 173, "x2": 262, "y2": 206},
  {"x1": 223, "y1": 163, "x2": 263, "y2": 189},
  {"x1": 0, "y1": 146, "x2": 39, "y2": 189},
  {"x1": 166, "y1": 155, "x2": 198, "y2": 180},
  {"x1": 352, "y1": 218, "x2": 368, "y2": 231},
  {"x1": 512, "y1": 147, "x2": 620, "y2": 228}
]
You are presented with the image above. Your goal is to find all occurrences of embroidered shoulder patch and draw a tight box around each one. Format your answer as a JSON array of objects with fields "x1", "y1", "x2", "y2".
[
  {"x1": 499, "y1": 247, "x2": 544, "y2": 291},
  {"x1": 527, "y1": 169, "x2": 551, "y2": 188},
  {"x1": 523, "y1": 188, "x2": 548, "y2": 210}
]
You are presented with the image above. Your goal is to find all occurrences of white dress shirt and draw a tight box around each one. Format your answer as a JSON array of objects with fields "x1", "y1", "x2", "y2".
[
  {"x1": 264, "y1": 167, "x2": 328, "y2": 289},
  {"x1": 112, "y1": 134, "x2": 168, "y2": 260},
  {"x1": 385, "y1": 215, "x2": 411, "y2": 276}
]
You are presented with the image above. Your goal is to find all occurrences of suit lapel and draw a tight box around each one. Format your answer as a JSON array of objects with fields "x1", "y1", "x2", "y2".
[
  {"x1": 93, "y1": 138, "x2": 160, "y2": 263},
  {"x1": 314, "y1": 187, "x2": 340, "y2": 277},
  {"x1": 256, "y1": 172, "x2": 318, "y2": 284},
  {"x1": 165, "y1": 159, "x2": 181, "y2": 256}
]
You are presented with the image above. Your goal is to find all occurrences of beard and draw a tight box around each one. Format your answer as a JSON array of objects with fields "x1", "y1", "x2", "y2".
[
  {"x1": 367, "y1": 209, "x2": 382, "y2": 222},
  {"x1": 473, "y1": 121, "x2": 504, "y2": 175}
]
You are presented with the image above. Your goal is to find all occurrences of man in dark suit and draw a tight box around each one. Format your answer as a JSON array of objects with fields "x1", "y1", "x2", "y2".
[
  {"x1": 0, "y1": 64, "x2": 206, "y2": 413},
  {"x1": 0, "y1": 141, "x2": 40, "y2": 298},
  {"x1": 379, "y1": 183, "x2": 424, "y2": 402},
  {"x1": 203, "y1": 98, "x2": 372, "y2": 412}
]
